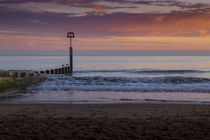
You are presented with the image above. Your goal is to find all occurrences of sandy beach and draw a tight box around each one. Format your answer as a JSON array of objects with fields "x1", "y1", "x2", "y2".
[{"x1": 0, "y1": 103, "x2": 209, "y2": 139}]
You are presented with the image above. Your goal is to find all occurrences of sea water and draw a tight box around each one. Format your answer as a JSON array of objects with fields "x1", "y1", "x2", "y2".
[{"x1": 1, "y1": 55, "x2": 210, "y2": 104}]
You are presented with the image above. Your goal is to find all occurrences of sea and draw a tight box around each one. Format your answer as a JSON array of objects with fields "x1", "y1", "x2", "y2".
[{"x1": 1, "y1": 55, "x2": 210, "y2": 104}]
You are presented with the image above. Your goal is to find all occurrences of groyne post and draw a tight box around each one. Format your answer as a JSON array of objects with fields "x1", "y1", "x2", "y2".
[
  {"x1": 46, "y1": 70, "x2": 49, "y2": 75},
  {"x1": 59, "y1": 68, "x2": 62, "y2": 74},
  {"x1": 55, "y1": 69, "x2": 58, "y2": 75},
  {"x1": 50, "y1": 69, "x2": 54, "y2": 75},
  {"x1": 70, "y1": 46, "x2": 73, "y2": 73},
  {"x1": 67, "y1": 32, "x2": 75, "y2": 74},
  {"x1": 62, "y1": 67, "x2": 64, "y2": 74}
]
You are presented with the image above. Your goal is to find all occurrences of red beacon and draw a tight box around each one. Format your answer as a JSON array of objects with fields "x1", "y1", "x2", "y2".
[
  {"x1": 67, "y1": 32, "x2": 75, "y2": 38},
  {"x1": 67, "y1": 32, "x2": 75, "y2": 48}
]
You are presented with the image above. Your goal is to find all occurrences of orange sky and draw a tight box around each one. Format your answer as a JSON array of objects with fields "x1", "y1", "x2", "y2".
[{"x1": 0, "y1": 0, "x2": 210, "y2": 54}]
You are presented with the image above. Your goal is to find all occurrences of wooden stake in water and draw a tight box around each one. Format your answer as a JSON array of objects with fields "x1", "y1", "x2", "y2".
[{"x1": 67, "y1": 32, "x2": 75, "y2": 74}]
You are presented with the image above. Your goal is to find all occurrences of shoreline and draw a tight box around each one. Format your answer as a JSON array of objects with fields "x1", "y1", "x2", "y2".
[
  {"x1": 1, "y1": 96, "x2": 210, "y2": 105},
  {"x1": 0, "y1": 103, "x2": 210, "y2": 139},
  {"x1": 1, "y1": 100, "x2": 210, "y2": 105}
]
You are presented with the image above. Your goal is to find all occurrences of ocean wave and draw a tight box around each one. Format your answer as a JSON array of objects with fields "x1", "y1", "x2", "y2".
[
  {"x1": 75, "y1": 69, "x2": 208, "y2": 74},
  {"x1": 27, "y1": 76, "x2": 210, "y2": 93},
  {"x1": 46, "y1": 76, "x2": 210, "y2": 84}
]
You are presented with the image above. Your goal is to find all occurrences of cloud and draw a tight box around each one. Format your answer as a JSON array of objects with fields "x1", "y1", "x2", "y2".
[
  {"x1": 1, "y1": 0, "x2": 210, "y2": 15},
  {"x1": 107, "y1": 12, "x2": 210, "y2": 36},
  {"x1": 0, "y1": 3, "x2": 210, "y2": 38},
  {"x1": 92, "y1": 4, "x2": 109, "y2": 14},
  {"x1": 0, "y1": 0, "x2": 210, "y2": 52}
]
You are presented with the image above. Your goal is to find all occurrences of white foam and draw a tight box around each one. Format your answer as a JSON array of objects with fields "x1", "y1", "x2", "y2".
[{"x1": 27, "y1": 76, "x2": 210, "y2": 93}]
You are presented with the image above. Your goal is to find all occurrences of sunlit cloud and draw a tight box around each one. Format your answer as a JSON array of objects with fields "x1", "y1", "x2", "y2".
[
  {"x1": 92, "y1": 4, "x2": 109, "y2": 14},
  {"x1": 108, "y1": 12, "x2": 210, "y2": 37},
  {"x1": 0, "y1": 0, "x2": 210, "y2": 53},
  {"x1": 1, "y1": 0, "x2": 210, "y2": 16},
  {"x1": 0, "y1": 2, "x2": 92, "y2": 17}
]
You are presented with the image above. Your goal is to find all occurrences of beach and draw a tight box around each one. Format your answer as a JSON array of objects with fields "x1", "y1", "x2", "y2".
[
  {"x1": 0, "y1": 103, "x2": 210, "y2": 139},
  {"x1": 1, "y1": 0, "x2": 210, "y2": 138},
  {"x1": 1, "y1": 56, "x2": 210, "y2": 139}
]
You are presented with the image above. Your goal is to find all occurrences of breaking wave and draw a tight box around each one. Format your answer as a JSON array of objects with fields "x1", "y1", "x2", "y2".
[
  {"x1": 27, "y1": 76, "x2": 210, "y2": 93},
  {"x1": 75, "y1": 69, "x2": 208, "y2": 75}
]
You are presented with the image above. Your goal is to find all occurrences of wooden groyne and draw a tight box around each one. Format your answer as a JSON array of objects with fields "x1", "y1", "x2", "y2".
[
  {"x1": 0, "y1": 65, "x2": 72, "y2": 83},
  {"x1": 0, "y1": 71, "x2": 45, "y2": 78},
  {"x1": 39, "y1": 65, "x2": 72, "y2": 76},
  {"x1": 0, "y1": 71, "x2": 46, "y2": 93},
  {"x1": 0, "y1": 66, "x2": 72, "y2": 93},
  {"x1": 0, "y1": 65, "x2": 72, "y2": 79}
]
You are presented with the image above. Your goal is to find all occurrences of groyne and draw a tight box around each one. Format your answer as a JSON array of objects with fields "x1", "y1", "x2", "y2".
[
  {"x1": 0, "y1": 71, "x2": 45, "y2": 93},
  {"x1": 40, "y1": 66, "x2": 72, "y2": 76},
  {"x1": 0, "y1": 64, "x2": 72, "y2": 93}
]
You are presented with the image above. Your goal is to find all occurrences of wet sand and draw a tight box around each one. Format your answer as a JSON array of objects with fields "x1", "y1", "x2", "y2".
[{"x1": 0, "y1": 103, "x2": 210, "y2": 139}]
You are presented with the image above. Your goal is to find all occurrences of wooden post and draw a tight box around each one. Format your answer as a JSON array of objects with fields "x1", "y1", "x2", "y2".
[
  {"x1": 50, "y1": 69, "x2": 54, "y2": 75},
  {"x1": 9, "y1": 72, "x2": 18, "y2": 77},
  {"x1": 46, "y1": 70, "x2": 49, "y2": 74},
  {"x1": 59, "y1": 68, "x2": 62, "y2": 74},
  {"x1": 70, "y1": 46, "x2": 73, "y2": 73},
  {"x1": 67, "y1": 32, "x2": 74, "y2": 75},
  {"x1": 62, "y1": 67, "x2": 64, "y2": 74},
  {"x1": 20, "y1": 72, "x2": 26, "y2": 77},
  {"x1": 40, "y1": 71, "x2": 45, "y2": 77},
  {"x1": 55, "y1": 69, "x2": 58, "y2": 75},
  {"x1": 33, "y1": 73, "x2": 39, "y2": 77},
  {"x1": 67, "y1": 66, "x2": 70, "y2": 74},
  {"x1": 26, "y1": 73, "x2": 33, "y2": 77},
  {"x1": 64, "y1": 67, "x2": 67, "y2": 74}
]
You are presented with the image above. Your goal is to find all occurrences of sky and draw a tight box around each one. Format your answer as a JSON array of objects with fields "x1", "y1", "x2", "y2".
[{"x1": 0, "y1": 0, "x2": 210, "y2": 55}]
